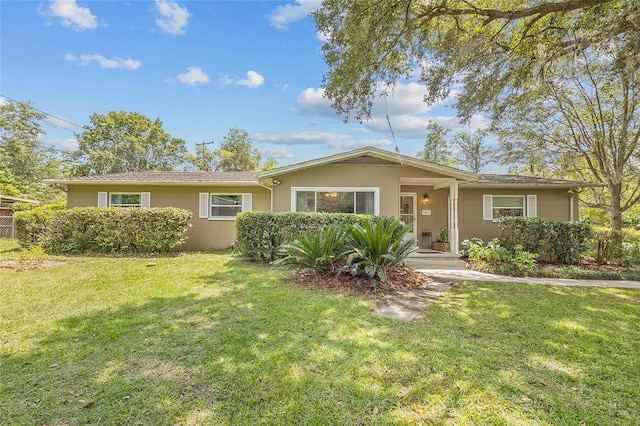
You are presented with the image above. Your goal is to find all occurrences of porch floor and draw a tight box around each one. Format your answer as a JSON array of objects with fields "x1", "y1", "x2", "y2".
[{"x1": 406, "y1": 249, "x2": 466, "y2": 269}]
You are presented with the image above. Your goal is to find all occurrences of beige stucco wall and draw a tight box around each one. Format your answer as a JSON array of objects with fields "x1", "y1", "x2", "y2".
[
  {"x1": 271, "y1": 163, "x2": 451, "y2": 217},
  {"x1": 66, "y1": 184, "x2": 271, "y2": 250},
  {"x1": 457, "y1": 188, "x2": 576, "y2": 243}
]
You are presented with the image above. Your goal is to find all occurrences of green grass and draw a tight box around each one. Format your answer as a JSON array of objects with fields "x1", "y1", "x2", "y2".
[{"x1": 1, "y1": 250, "x2": 640, "y2": 424}]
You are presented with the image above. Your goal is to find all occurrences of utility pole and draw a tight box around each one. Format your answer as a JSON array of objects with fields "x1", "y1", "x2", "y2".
[{"x1": 196, "y1": 140, "x2": 215, "y2": 171}]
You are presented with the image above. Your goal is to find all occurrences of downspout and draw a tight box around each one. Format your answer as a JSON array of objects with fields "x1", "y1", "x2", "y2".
[{"x1": 258, "y1": 179, "x2": 274, "y2": 211}]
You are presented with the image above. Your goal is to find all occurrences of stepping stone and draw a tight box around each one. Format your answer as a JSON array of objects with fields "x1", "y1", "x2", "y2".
[{"x1": 373, "y1": 303, "x2": 422, "y2": 322}]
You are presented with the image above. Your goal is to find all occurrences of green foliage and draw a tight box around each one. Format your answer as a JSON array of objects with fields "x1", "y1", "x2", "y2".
[
  {"x1": 235, "y1": 212, "x2": 378, "y2": 262},
  {"x1": 10, "y1": 202, "x2": 36, "y2": 212},
  {"x1": 19, "y1": 245, "x2": 47, "y2": 261},
  {"x1": 0, "y1": 99, "x2": 65, "y2": 201},
  {"x1": 498, "y1": 216, "x2": 592, "y2": 264},
  {"x1": 416, "y1": 122, "x2": 456, "y2": 167},
  {"x1": 214, "y1": 128, "x2": 276, "y2": 172},
  {"x1": 13, "y1": 202, "x2": 66, "y2": 248},
  {"x1": 452, "y1": 131, "x2": 493, "y2": 173},
  {"x1": 465, "y1": 238, "x2": 537, "y2": 276},
  {"x1": 344, "y1": 217, "x2": 415, "y2": 285},
  {"x1": 16, "y1": 205, "x2": 191, "y2": 253},
  {"x1": 314, "y1": 0, "x2": 635, "y2": 123},
  {"x1": 272, "y1": 224, "x2": 351, "y2": 273},
  {"x1": 43, "y1": 207, "x2": 191, "y2": 253},
  {"x1": 436, "y1": 227, "x2": 449, "y2": 243},
  {"x1": 71, "y1": 111, "x2": 189, "y2": 175}
]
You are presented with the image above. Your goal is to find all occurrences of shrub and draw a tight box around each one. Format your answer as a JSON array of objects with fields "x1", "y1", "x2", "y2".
[
  {"x1": 344, "y1": 216, "x2": 415, "y2": 286},
  {"x1": 235, "y1": 212, "x2": 379, "y2": 262},
  {"x1": 14, "y1": 202, "x2": 66, "y2": 248},
  {"x1": 272, "y1": 224, "x2": 351, "y2": 273},
  {"x1": 43, "y1": 207, "x2": 192, "y2": 254},
  {"x1": 498, "y1": 217, "x2": 592, "y2": 264},
  {"x1": 465, "y1": 238, "x2": 537, "y2": 276}
]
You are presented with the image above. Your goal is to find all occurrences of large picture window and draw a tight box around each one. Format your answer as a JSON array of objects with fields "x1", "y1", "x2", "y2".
[{"x1": 292, "y1": 188, "x2": 378, "y2": 215}]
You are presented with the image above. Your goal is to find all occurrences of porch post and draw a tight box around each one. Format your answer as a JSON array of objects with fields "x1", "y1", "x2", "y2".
[{"x1": 449, "y1": 181, "x2": 459, "y2": 253}]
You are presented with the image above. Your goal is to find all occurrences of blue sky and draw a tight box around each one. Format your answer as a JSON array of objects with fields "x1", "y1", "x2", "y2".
[{"x1": 1, "y1": 0, "x2": 487, "y2": 167}]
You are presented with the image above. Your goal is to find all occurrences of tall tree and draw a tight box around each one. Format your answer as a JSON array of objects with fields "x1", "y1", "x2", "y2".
[
  {"x1": 314, "y1": 0, "x2": 638, "y2": 123},
  {"x1": 188, "y1": 141, "x2": 217, "y2": 171},
  {"x1": 214, "y1": 128, "x2": 275, "y2": 171},
  {"x1": 416, "y1": 122, "x2": 456, "y2": 167},
  {"x1": 72, "y1": 111, "x2": 188, "y2": 175},
  {"x1": 498, "y1": 44, "x2": 640, "y2": 233},
  {"x1": 453, "y1": 131, "x2": 493, "y2": 173},
  {"x1": 0, "y1": 99, "x2": 62, "y2": 200}
]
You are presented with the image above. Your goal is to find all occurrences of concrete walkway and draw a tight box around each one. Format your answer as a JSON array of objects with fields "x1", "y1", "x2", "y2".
[
  {"x1": 373, "y1": 267, "x2": 640, "y2": 322},
  {"x1": 416, "y1": 268, "x2": 640, "y2": 289}
]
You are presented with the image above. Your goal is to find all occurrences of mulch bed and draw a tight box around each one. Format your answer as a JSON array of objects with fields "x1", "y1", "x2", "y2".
[{"x1": 291, "y1": 265, "x2": 430, "y2": 293}]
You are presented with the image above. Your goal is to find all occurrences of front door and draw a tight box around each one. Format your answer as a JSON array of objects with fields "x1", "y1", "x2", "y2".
[{"x1": 399, "y1": 193, "x2": 417, "y2": 244}]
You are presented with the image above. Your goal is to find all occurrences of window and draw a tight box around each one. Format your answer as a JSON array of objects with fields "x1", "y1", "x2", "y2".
[
  {"x1": 199, "y1": 193, "x2": 252, "y2": 220},
  {"x1": 483, "y1": 194, "x2": 536, "y2": 221},
  {"x1": 292, "y1": 188, "x2": 378, "y2": 215},
  {"x1": 110, "y1": 193, "x2": 142, "y2": 207},
  {"x1": 98, "y1": 192, "x2": 150, "y2": 208}
]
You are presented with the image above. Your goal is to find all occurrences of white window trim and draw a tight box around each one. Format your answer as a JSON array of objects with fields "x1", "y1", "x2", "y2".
[
  {"x1": 199, "y1": 192, "x2": 252, "y2": 221},
  {"x1": 291, "y1": 187, "x2": 380, "y2": 215},
  {"x1": 99, "y1": 192, "x2": 150, "y2": 208},
  {"x1": 483, "y1": 194, "x2": 536, "y2": 221}
]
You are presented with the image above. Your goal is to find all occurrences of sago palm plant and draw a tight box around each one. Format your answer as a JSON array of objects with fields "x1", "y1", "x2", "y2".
[
  {"x1": 272, "y1": 224, "x2": 351, "y2": 273},
  {"x1": 345, "y1": 216, "x2": 416, "y2": 285}
]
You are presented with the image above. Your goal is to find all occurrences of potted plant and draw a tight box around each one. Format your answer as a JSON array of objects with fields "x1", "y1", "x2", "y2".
[{"x1": 432, "y1": 228, "x2": 450, "y2": 252}]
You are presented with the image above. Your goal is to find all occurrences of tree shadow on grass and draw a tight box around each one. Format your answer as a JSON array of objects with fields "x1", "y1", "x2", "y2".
[{"x1": 2, "y1": 267, "x2": 639, "y2": 425}]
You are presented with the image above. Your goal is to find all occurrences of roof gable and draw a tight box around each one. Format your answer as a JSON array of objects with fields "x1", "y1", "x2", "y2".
[{"x1": 257, "y1": 146, "x2": 480, "y2": 181}]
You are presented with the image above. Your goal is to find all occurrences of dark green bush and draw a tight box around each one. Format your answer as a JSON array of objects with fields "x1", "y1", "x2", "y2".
[
  {"x1": 498, "y1": 217, "x2": 592, "y2": 264},
  {"x1": 42, "y1": 207, "x2": 191, "y2": 253},
  {"x1": 465, "y1": 238, "x2": 537, "y2": 276},
  {"x1": 344, "y1": 217, "x2": 415, "y2": 286},
  {"x1": 272, "y1": 223, "x2": 351, "y2": 273},
  {"x1": 14, "y1": 202, "x2": 66, "y2": 248},
  {"x1": 235, "y1": 212, "x2": 380, "y2": 262}
]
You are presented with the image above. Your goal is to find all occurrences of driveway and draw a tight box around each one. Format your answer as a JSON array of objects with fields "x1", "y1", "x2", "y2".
[{"x1": 416, "y1": 268, "x2": 640, "y2": 290}]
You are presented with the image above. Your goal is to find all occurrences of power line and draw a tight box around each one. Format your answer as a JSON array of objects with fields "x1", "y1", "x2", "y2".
[{"x1": 0, "y1": 95, "x2": 85, "y2": 130}]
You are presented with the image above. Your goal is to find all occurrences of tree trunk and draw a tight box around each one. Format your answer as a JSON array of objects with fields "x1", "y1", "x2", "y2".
[{"x1": 609, "y1": 181, "x2": 624, "y2": 245}]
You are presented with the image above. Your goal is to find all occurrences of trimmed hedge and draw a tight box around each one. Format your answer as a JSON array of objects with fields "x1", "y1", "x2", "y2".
[
  {"x1": 498, "y1": 216, "x2": 592, "y2": 264},
  {"x1": 235, "y1": 212, "x2": 383, "y2": 262},
  {"x1": 15, "y1": 207, "x2": 191, "y2": 253},
  {"x1": 14, "y1": 202, "x2": 66, "y2": 248}
]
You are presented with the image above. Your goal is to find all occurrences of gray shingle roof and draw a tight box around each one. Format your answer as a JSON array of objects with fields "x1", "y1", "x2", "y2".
[
  {"x1": 472, "y1": 174, "x2": 595, "y2": 186},
  {"x1": 52, "y1": 171, "x2": 258, "y2": 183}
]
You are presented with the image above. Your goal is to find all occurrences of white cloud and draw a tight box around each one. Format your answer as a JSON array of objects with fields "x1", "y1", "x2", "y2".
[
  {"x1": 296, "y1": 83, "x2": 488, "y2": 138},
  {"x1": 220, "y1": 70, "x2": 265, "y2": 89},
  {"x1": 175, "y1": 67, "x2": 210, "y2": 85},
  {"x1": 155, "y1": 0, "x2": 190, "y2": 35},
  {"x1": 296, "y1": 87, "x2": 336, "y2": 117},
  {"x1": 264, "y1": 147, "x2": 294, "y2": 159},
  {"x1": 65, "y1": 53, "x2": 142, "y2": 70},
  {"x1": 46, "y1": 138, "x2": 79, "y2": 150},
  {"x1": 267, "y1": 0, "x2": 320, "y2": 29},
  {"x1": 253, "y1": 131, "x2": 391, "y2": 150},
  {"x1": 42, "y1": 0, "x2": 98, "y2": 31}
]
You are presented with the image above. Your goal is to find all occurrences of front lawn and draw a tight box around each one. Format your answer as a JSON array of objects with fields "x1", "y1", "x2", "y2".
[{"x1": 1, "y1": 251, "x2": 639, "y2": 424}]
